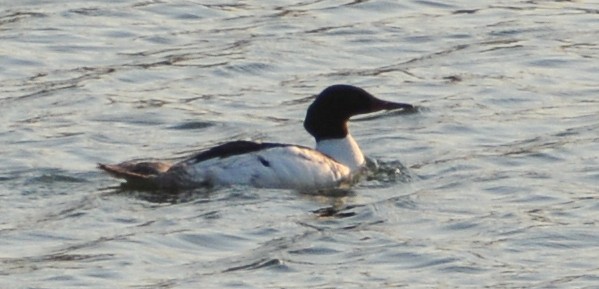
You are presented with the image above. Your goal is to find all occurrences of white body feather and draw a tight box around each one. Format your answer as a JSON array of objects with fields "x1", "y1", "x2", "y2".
[{"x1": 174, "y1": 145, "x2": 356, "y2": 190}]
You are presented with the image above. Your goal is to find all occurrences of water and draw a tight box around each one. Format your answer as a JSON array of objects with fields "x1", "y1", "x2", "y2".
[{"x1": 1, "y1": 0, "x2": 598, "y2": 288}]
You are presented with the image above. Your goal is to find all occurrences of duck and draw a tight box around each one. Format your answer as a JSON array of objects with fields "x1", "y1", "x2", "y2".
[{"x1": 98, "y1": 84, "x2": 414, "y2": 191}]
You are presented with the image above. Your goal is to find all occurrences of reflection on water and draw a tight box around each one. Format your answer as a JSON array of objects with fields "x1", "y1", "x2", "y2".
[{"x1": 1, "y1": 0, "x2": 598, "y2": 288}]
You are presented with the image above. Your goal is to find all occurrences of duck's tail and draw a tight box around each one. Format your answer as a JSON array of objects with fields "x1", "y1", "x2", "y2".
[{"x1": 98, "y1": 161, "x2": 171, "y2": 189}]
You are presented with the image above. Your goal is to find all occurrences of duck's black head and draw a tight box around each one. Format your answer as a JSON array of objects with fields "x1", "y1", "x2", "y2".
[{"x1": 303, "y1": 84, "x2": 413, "y2": 141}]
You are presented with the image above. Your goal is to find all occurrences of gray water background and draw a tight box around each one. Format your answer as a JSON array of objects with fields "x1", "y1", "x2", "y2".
[{"x1": 1, "y1": 0, "x2": 598, "y2": 288}]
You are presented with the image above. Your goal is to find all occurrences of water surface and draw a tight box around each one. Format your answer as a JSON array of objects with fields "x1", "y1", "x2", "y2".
[{"x1": 1, "y1": 0, "x2": 598, "y2": 288}]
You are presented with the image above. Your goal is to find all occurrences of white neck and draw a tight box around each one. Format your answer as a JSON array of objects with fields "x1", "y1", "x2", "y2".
[{"x1": 316, "y1": 134, "x2": 365, "y2": 172}]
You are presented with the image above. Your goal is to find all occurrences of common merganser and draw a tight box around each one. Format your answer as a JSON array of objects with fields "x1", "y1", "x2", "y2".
[{"x1": 99, "y1": 85, "x2": 414, "y2": 191}]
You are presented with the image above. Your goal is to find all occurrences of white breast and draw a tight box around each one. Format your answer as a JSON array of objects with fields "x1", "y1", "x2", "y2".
[
  {"x1": 316, "y1": 135, "x2": 365, "y2": 172},
  {"x1": 172, "y1": 146, "x2": 353, "y2": 190}
]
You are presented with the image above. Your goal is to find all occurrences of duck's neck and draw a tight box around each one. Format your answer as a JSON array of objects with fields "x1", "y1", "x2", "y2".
[{"x1": 316, "y1": 134, "x2": 365, "y2": 172}]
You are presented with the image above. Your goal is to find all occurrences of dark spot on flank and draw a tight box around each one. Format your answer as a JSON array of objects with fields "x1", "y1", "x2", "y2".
[{"x1": 257, "y1": 156, "x2": 270, "y2": 167}]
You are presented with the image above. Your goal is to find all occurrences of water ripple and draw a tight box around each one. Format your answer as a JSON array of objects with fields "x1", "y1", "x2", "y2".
[{"x1": 2, "y1": 0, "x2": 599, "y2": 288}]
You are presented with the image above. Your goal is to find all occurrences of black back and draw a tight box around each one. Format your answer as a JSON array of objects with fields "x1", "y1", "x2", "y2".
[{"x1": 188, "y1": 140, "x2": 289, "y2": 163}]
